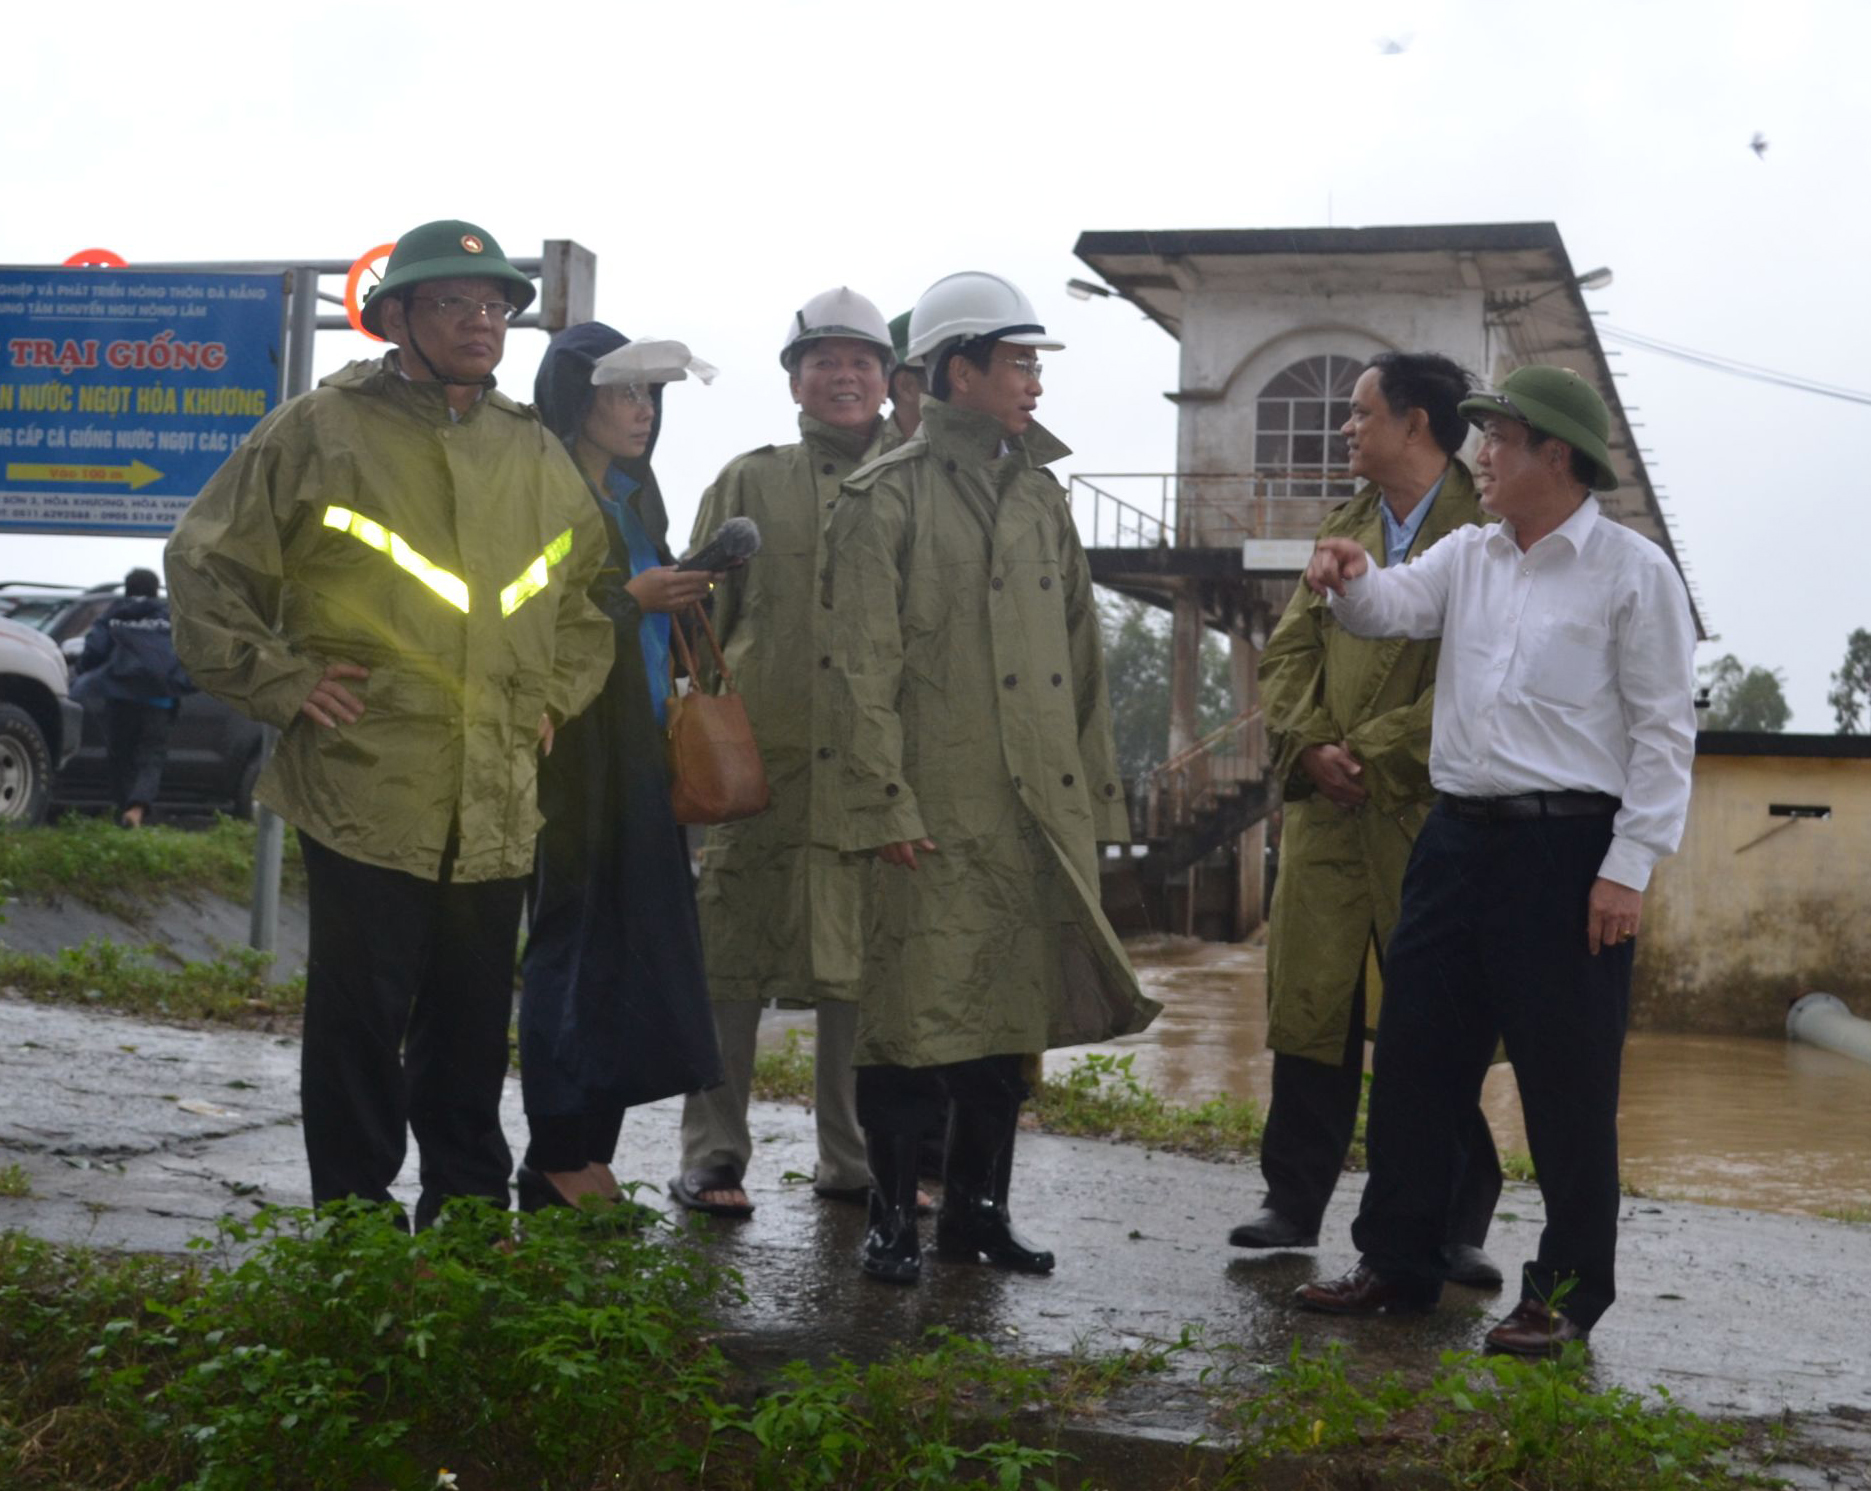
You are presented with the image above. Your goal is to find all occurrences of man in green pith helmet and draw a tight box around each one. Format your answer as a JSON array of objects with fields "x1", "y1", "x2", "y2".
[
  {"x1": 886, "y1": 310, "x2": 925, "y2": 443},
  {"x1": 1295, "y1": 364, "x2": 1695, "y2": 1356},
  {"x1": 673, "y1": 287, "x2": 906, "y2": 1219},
  {"x1": 165, "y1": 219, "x2": 613, "y2": 1230}
]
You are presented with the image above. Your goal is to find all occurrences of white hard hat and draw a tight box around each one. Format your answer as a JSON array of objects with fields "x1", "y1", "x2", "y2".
[
  {"x1": 779, "y1": 287, "x2": 894, "y2": 370},
  {"x1": 906, "y1": 271, "x2": 1064, "y2": 364}
]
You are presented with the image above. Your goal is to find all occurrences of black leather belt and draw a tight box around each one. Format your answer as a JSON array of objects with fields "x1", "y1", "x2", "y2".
[{"x1": 1438, "y1": 791, "x2": 1620, "y2": 821}]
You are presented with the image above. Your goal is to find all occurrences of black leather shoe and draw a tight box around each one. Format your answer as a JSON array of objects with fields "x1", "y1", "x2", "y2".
[
  {"x1": 934, "y1": 1196, "x2": 1055, "y2": 1273},
  {"x1": 1228, "y1": 1207, "x2": 1319, "y2": 1249},
  {"x1": 1295, "y1": 1262, "x2": 1436, "y2": 1315},
  {"x1": 1442, "y1": 1242, "x2": 1504, "y2": 1289},
  {"x1": 1484, "y1": 1298, "x2": 1590, "y2": 1356}
]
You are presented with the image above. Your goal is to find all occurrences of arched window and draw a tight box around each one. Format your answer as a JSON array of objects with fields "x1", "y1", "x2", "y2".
[{"x1": 1255, "y1": 354, "x2": 1361, "y2": 500}]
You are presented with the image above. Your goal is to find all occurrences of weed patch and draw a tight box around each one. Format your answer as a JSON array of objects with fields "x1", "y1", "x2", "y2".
[
  {"x1": 0, "y1": 1166, "x2": 29, "y2": 1200},
  {"x1": 0, "y1": 1205, "x2": 1086, "y2": 1490},
  {"x1": 0, "y1": 939, "x2": 303, "y2": 1024},
  {"x1": 751, "y1": 1026, "x2": 816, "y2": 1105},
  {"x1": 0, "y1": 816, "x2": 301, "y2": 917},
  {"x1": 1032, "y1": 1053, "x2": 1264, "y2": 1160},
  {"x1": 1223, "y1": 1338, "x2": 1757, "y2": 1489}
]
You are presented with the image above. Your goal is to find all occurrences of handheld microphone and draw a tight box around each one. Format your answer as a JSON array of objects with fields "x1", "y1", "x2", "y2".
[{"x1": 678, "y1": 515, "x2": 761, "y2": 572}]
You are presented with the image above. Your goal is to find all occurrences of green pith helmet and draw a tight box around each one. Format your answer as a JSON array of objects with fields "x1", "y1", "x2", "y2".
[
  {"x1": 888, "y1": 310, "x2": 918, "y2": 368},
  {"x1": 1459, "y1": 364, "x2": 1620, "y2": 491},
  {"x1": 359, "y1": 220, "x2": 535, "y2": 337}
]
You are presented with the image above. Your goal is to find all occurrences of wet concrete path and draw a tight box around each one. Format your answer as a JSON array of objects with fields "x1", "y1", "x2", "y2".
[{"x1": 4, "y1": 993, "x2": 1868, "y2": 1443}]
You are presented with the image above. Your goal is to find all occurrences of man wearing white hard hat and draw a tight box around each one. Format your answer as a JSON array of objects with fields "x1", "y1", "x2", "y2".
[
  {"x1": 672, "y1": 287, "x2": 907, "y2": 1219},
  {"x1": 823, "y1": 271, "x2": 1161, "y2": 1283}
]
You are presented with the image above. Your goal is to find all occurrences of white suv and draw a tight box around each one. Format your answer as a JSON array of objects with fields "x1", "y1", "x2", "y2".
[{"x1": 0, "y1": 615, "x2": 84, "y2": 824}]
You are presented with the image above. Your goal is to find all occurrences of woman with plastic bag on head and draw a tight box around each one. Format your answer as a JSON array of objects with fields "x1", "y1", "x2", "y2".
[{"x1": 517, "y1": 324, "x2": 725, "y2": 1217}]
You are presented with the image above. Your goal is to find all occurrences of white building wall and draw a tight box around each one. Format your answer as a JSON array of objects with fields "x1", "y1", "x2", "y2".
[{"x1": 1173, "y1": 289, "x2": 1487, "y2": 479}]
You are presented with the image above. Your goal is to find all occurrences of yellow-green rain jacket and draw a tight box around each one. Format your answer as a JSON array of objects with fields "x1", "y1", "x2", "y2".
[
  {"x1": 823, "y1": 397, "x2": 1161, "y2": 1067},
  {"x1": 1259, "y1": 461, "x2": 1487, "y2": 1061},
  {"x1": 164, "y1": 355, "x2": 613, "y2": 883},
  {"x1": 691, "y1": 413, "x2": 899, "y2": 1004}
]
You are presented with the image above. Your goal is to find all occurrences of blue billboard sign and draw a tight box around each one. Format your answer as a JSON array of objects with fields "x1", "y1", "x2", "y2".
[{"x1": 0, "y1": 268, "x2": 284, "y2": 535}]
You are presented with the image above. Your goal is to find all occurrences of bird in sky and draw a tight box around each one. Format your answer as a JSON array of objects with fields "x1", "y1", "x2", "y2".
[{"x1": 1751, "y1": 132, "x2": 1769, "y2": 159}]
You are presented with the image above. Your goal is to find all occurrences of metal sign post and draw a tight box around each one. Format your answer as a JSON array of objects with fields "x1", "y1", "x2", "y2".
[{"x1": 245, "y1": 266, "x2": 320, "y2": 955}]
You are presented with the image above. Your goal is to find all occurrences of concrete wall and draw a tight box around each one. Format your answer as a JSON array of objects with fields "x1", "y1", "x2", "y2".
[
  {"x1": 1635, "y1": 753, "x2": 1871, "y2": 1034},
  {"x1": 1174, "y1": 287, "x2": 1487, "y2": 478}
]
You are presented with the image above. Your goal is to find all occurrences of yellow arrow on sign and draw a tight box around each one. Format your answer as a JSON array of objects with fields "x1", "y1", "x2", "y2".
[{"x1": 6, "y1": 460, "x2": 164, "y2": 491}]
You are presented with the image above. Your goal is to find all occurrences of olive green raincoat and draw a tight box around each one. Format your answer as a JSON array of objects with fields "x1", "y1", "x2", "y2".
[
  {"x1": 164, "y1": 355, "x2": 613, "y2": 883},
  {"x1": 1260, "y1": 461, "x2": 1488, "y2": 1062},
  {"x1": 823, "y1": 397, "x2": 1161, "y2": 1068},
  {"x1": 691, "y1": 414, "x2": 899, "y2": 1003}
]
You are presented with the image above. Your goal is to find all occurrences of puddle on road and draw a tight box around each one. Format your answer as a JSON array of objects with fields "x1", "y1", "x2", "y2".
[{"x1": 1043, "y1": 935, "x2": 1871, "y2": 1220}]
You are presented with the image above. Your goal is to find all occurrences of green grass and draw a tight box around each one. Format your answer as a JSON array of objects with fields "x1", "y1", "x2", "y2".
[
  {"x1": 0, "y1": 1210, "x2": 1787, "y2": 1491},
  {"x1": 751, "y1": 1026, "x2": 817, "y2": 1104},
  {"x1": 0, "y1": 1167, "x2": 29, "y2": 1200},
  {"x1": 1818, "y1": 1204, "x2": 1871, "y2": 1225},
  {"x1": 0, "y1": 939, "x2": 303, "y2": 1023},
  {"x1": 0, "y1": 816, "x2": 302, "y2": 917},
  {"x1": 0, "y1": 1205, "x2": 1090, "y2": 1491},
  {"x1": 1030, "y1": 1052, "x2": 1265, "y2": 1160},
  {"x1": 1220, "y1": 1337, "x2": 1763, "y2": 1489}
]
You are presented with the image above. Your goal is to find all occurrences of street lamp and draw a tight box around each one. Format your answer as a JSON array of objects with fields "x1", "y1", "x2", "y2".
[{"x1": 1065, "y1": 277, "x2": 1115, "y2": 301}]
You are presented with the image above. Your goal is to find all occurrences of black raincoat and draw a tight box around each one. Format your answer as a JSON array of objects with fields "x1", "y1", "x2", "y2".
[{"x1": 519, "y1": 322, "x2": 722, "y2": 1119}]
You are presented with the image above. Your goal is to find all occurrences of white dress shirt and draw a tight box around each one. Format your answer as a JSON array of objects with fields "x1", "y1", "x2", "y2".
[{"x1": 1328, "y1": 496, "x2": 1696, "y2": 892}]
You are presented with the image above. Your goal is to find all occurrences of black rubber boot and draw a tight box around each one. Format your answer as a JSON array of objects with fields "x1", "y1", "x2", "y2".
[
  {"x1": 860, "y1": 1130, "x2": 922, "y2": 1285},
  {"x1": 935, "y1": 1097, "x2": 1054, "y2": 1274}
]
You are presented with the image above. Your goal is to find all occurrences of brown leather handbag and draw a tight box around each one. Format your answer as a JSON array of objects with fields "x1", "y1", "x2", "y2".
[{"x1": 665, "y1": 603, "x2": 770, "y2": 824}]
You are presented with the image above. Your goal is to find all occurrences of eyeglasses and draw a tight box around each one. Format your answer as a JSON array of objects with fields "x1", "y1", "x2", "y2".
[
  {"x1": 413, "y1": 296, "x2": 519, "y2": 324},
  {"x1": 600, "y1": 382, "x2": 656, "y2": 407},
  {"x1": 998, "y1": 356, "x2": 1043, "y2": 380}
]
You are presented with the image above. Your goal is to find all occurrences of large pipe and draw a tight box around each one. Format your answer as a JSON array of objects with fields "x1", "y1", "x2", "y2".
[{"x1": 1786, "y1": 993, "x2": 1871, "y2": 1067}]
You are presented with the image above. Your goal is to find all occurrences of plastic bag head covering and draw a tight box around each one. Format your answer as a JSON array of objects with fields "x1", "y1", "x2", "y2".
[
  {"x1": 592, "y1": 339, "x2": 719, "y2": 388},
  {"x1": 360, "y1": 219, "x2": 534, "y2": 337},
  {"x1": 906, "y1": 271, "x2": 1064, "y2": 364},
  {"x1": 779, "y1": 286, "x2": 895, "y2": 371}
]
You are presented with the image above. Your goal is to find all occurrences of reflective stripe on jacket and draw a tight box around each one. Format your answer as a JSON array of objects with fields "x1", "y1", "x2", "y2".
[{"x1": 164, "y1": 354, "x2": 612, "y2": 882}]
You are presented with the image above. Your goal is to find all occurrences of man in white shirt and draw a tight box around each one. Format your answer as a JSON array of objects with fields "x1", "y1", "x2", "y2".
[{"x1": 1291, "y1": 365, "x2": 1696, "y2": 1355}]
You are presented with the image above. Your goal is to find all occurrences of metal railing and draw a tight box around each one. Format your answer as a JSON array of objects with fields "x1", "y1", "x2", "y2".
[
  {"x1": 1137, "y1": 708, "x2": 1265, "y2": 838},
  {"x1": 1069, "y1": 473, "x2": 1354, "y2": 551}
]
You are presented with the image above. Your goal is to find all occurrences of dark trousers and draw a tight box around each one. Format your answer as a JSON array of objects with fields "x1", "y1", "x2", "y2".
[
  {"x1": 524, "y1": 1105, "x2": 627, "y2": 1174},
  {"x1": 299, "y1": 832, "x2": 526, "y2": 1228},
  {"x1": 1262, "y1": 970, "x2": 1501, "y2": 1244},
  {"x1": 104, "y1": 699, "x2": 174, "y2": 814},
  {"x1": 1350, "y1": 805, "x2": 1632, "y2": 1328},
  {"x1": 855, "y1": 1055, "x2": 1029, "y2": 1139}
]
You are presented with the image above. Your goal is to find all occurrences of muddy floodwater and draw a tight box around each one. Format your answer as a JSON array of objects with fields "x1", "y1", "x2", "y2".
[{"x1": 1043, "y1": 935, "x2": 1871, "y2": 1220}]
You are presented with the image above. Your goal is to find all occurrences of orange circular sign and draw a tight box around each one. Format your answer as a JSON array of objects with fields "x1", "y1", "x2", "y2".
[
  {"x1": 64, "y1": 248, "x2": 129, "y2": 267},
  {"x1": 343, "y1": 241, "x2": 398, "y2": 341}
]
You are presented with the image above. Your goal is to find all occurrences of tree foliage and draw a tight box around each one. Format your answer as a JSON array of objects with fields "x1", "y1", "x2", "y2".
[
  {"x1": 1098, "y1": 596, "x2": 1235, "y2": 778},
  {"x1": 1696, "y1": 653, "x2": 1790, "y2": 733},
  {"x1": 1828, "y1": 628, "x2": 1871, "y2": 735}
]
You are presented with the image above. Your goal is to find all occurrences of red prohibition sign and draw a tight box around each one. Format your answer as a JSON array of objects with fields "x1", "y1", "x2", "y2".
[
  {"x1": 64, "y1": 248, "x2": 129, "y2": 268},
  {"x1": 344, "y1": 242, "x2": 399, "y2": 342}
]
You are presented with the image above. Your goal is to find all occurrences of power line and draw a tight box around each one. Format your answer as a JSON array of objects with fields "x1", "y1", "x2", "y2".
[{"x1": 1599, "y1": 325, "x2": 1871, "y2": 406}]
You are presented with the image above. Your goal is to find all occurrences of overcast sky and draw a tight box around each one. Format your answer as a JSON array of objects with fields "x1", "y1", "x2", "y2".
[{"x1": 6, "y1": 0, "x2": 1864, "y2": 727}]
